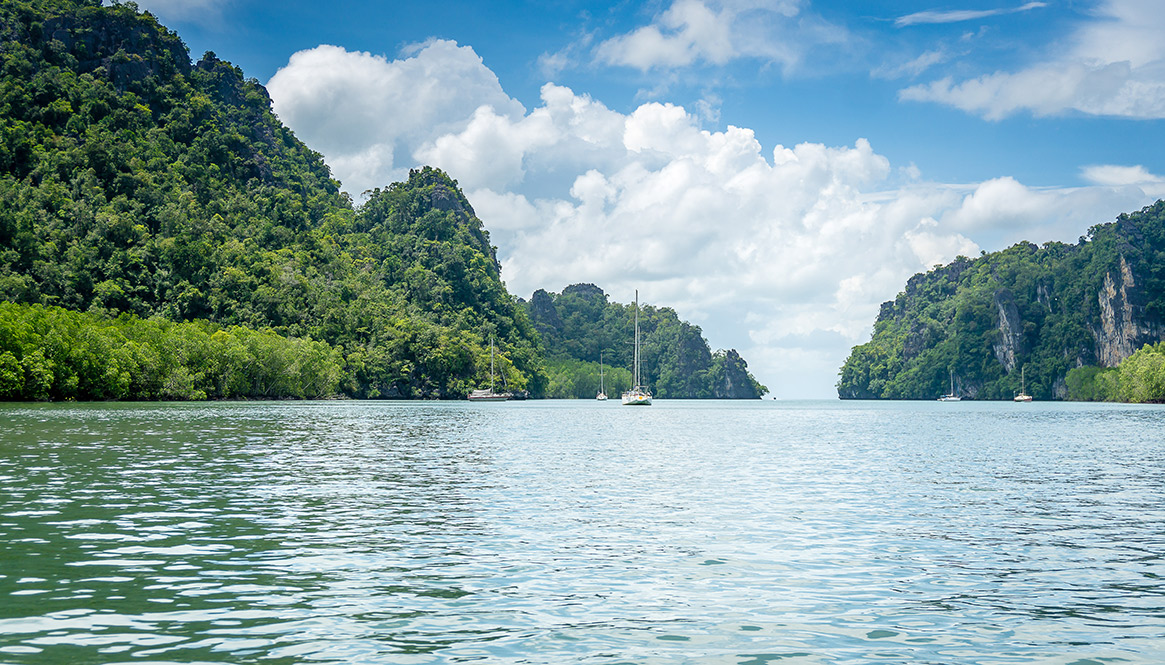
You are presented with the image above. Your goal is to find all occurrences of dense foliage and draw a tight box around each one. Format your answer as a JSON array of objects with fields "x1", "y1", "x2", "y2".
[
  {"x1": 524, "y1": 284, "x2": 767, "y2": 398},
  {"x1": 542, "y1": 357, "x2": 633, "y2": 400},
  {"x1": 1065, "y1": 343, "x2": 1165, "y2": 403},
  {"x1": 0, "y1": 0, "x2": 545, "y2": 399},
  {"x1": 0, "y1": 301, "x2": 342, "y2": 400},
  {"x1": 838, "y1": 201, "x2": 1165, "y2": 400}
]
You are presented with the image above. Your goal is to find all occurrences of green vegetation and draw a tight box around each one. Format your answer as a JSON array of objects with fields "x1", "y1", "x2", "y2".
[
  {"x1": 0, "y1": 301, "x2": 342, "y2": 400},
  {"x1": 0, "y1": 0, "x2": 762, "y2": 402},
  {"x1": 1065, "y1": 343, "x2": 1165, "y2": 403},
  {"x1": 0, "y1": 0, "x2": 544, "y2": 399},
  {"x1": 524, "y1": 284, "x2": 767, "y2": 399},
  {"x1": 838, "y1": 201, "x2": 1165, "y2": 401},
  {"x1": 543, "y1": 357, "x2": 633, "y2": 400}
]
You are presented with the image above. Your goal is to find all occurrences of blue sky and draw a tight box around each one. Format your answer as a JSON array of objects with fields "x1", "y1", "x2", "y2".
[{"x1": 139, "y1": 0, "x2": 1165, "y2": 397}]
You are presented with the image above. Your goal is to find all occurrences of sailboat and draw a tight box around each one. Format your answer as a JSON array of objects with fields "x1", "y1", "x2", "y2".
[
  {"x1": 596, "y1": 350, "x2": 608, "y2": 401},
  {"x1": 1014, "y1": 366, "x2": 1032, "y2": 402},
  {"x1": 622, "y1": 290, "x2": 652, "y2": 406},
  {"x1": 938, "y1": 369, "x2": 961, "y2": 402},
  {"x1": 468, "y1": 336, "x2": 511, "y2": 402}
]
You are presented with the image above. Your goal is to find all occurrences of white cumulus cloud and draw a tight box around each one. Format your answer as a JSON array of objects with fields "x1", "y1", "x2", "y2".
[
  {"x1": 267, "y1": 41, "x2": 1161, "y2": 398},
  {"x1": 1081, "y1": 164, "x2": 1165, "y2": 199},
  {"x1": 267, "y1": 41, "x2": 525, "y2": 196},
  {"x1": 900, "y1": 0, "x2": 1165, "y2": 119}
]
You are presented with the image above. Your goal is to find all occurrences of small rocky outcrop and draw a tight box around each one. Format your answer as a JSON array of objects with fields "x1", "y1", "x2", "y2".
[
  {"x1": 713, "y1": 349, "x2": 763, "y2": 399},
  {"x1": 40, "y1": 9, "x2": 192, "y2": 85}
]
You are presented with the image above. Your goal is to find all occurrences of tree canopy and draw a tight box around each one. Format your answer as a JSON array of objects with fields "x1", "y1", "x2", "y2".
[
  {"x1": 524, "y1": 284, "x2": 767, "y2": 399},
  {"x1": 838, "y1": 201, "x2": 1165, "y2": 401},
  {"x1": 0, "y1": 0, "x2": 545, "y2": 399}
]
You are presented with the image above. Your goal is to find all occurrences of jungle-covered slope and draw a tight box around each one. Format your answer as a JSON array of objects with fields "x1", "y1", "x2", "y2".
[
  {"x1": 0, "y1": 0, "x2": 544, "y2": 399},
  {"x1": 524, "y1": 284, "x2": 767, "y2": 399},
  {"x1": 837, "y1": 201, "x2": 1165, "y2": 400}
]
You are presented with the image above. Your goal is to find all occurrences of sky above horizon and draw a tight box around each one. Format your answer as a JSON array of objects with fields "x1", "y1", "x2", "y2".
[{"x1": 138, "y1": 0, "x2": 1165, "y2": 398}]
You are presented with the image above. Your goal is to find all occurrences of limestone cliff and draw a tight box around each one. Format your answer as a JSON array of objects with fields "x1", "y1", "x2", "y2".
[
  {"x1": 1093, "y1": 255, "x2": 1164, "y2": 367},
  {"x1": 991, "y1": 289, "x2": 1025, "y2": 373},
  {"x1": 838, "y1": 201, "x2": 1165, "y2": 400}
]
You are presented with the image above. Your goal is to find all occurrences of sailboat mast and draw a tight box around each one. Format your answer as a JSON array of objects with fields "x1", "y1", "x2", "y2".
[
  {"x1": 600, "y1": 350, "x2": 604, "y2": 393},
  {"x1": 633, "y1": 290, "x2": 640, "y2": 388},
  {"x1": 490, "y1": 336, "x2": 495, "y2": 393}
]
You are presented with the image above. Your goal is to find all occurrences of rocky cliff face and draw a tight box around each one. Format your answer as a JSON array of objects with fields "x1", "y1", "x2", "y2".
[
  {"x1": 990, "y1": 255, "x2": 1162, "y2": 376},
  {"x1": 1093, "y1": 255, "x2": 1164, "y2": 367},
  {"x1": 838, "y1": 201, "x2": 1165, "y2": 400},
  {"x1": 992, "y1": 289, "x2": 1025, "y2": 373}
]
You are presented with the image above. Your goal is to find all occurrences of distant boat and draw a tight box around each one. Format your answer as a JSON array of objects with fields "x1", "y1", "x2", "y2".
[
  {"x1": 622, "y1": 290, "x2": 652, "y2": 406},
  {"x1": 468, "y1": 336, "x2": 511, "y2": 402},
  {"x1": 1014, "y1": 366, "x2": 1032, "y2": 402},
  {"x1": 596, "y1": 350, "x2": 608, "y2": 401},
  {"x1": 938, "y1": 369, "x2": 961, "y2": 402}
]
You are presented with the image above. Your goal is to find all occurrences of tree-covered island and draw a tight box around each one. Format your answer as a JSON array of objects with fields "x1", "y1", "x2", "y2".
[
  {"x1": 0, "y1": 0, "x2": 765, "y2": 401},
  {"x1": 523, "y1": 284, "x2": 767, "y2": 399},
  {"x1": 838, "y1": 200, "x2": 1165, "y2": 402}
]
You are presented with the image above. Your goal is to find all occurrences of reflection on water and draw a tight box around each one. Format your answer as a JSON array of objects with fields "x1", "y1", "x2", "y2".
[{"x1": 1, "y1": 400, "x2": 1164, "y2": 664}]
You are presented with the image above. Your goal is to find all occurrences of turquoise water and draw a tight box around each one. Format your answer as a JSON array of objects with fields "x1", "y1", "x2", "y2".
[{"x1": 1, "y1": 399, "x2": 1163, "y2": 664}]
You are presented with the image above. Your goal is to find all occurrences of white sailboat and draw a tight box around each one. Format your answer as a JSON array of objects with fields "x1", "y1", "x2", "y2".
[
  {"x1": 1014, "y1": 366, "x2": 1032, "y2": 402},
  {"x1": 468, "y1": 336, "x2": 511, "y2": 402},
  {"x1": 622, "y1": 290, "x2": 652, "y2": 406},
  {"x1": 938, "y1": 369, "x2": 961, "y2": 402},
  {"x1": 596, "y1": 350, "x2": 608, "y2": 401}
]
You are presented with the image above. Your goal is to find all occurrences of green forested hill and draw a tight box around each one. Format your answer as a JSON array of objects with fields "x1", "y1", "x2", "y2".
[
  {"x1": 838, "y1": 201, "x2": 1165, "y2": 401},
  {"x1": 0, "y1": 0, "x2": 544, "y2": 399},
  {"x1": 524, "y1": 284, "x2": 767, "y2": 399}
]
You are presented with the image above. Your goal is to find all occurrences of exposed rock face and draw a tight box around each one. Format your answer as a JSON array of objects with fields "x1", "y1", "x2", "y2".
[
  {"x1": 1093, "y1": 255, "x2": 1164, "y2": 367},
  {"x1": 992, "y1": 289, "x2": 1024, "y2": 373},
  {"x1": 902, "y1": 320, "x2": 931, "y2": 360},
  {"x1": 1036, "y1": 283, "x2": 1054, "y2": 311},
  {"x1": 428, "y1": 184, "x2": 470, "y2": 216},
  {"x1": 41, "y1": 11, "x2": 192, "y2": 85}
]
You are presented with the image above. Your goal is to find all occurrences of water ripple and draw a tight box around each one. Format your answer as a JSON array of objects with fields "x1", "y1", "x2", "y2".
[{"x1": 1, "y1": 400, "x2": 1163, "y2": 663}]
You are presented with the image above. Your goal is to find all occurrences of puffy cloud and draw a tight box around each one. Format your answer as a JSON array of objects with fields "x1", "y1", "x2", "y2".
[
  {"x1": 900, "y1": 0, "x2": 1165, "y2": 119},
  {"x1": 596, "y1": 0, "x2": 737, "y2": 70},
  {"x1": 268, "y1": 41, "x2": 1159, "y2": 398},
  {"x1": 1081, "y1": 164, "x2": 1165, "y2": 202},
  {"x1": 267, "y1": 41, "x2": 525, "y2": 196},
  {"x1": 593, "y1": 0, "x2": 845, "y2": 73},
  {"x1": 1082, "y1": 164, "x2": 1163, "y2": 186}
]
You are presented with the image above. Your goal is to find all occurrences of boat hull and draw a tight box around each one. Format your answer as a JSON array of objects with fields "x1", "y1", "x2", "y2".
[
  {"x1": 621, "y1": 390, "x2": 652, "y2": 406},
  {"x1": 468, "y1": 389, "x2": 510, "y2": 402}
]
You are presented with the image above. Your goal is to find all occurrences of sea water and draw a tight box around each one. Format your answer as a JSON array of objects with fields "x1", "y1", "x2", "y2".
[{"x1": 1, "y1": 399, "x2": 1163, "y2": 664}]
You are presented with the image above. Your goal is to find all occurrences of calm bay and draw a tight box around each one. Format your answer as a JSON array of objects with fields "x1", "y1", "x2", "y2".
[{"x1": 1, "y1": 399, "x2": 1163, "y2": 664}]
